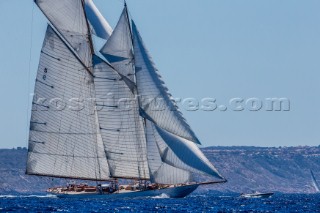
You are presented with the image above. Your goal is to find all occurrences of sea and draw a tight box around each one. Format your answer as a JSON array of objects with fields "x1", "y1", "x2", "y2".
[{"x1": 0, "y1": 192, "x2": 319, "y2": 212}]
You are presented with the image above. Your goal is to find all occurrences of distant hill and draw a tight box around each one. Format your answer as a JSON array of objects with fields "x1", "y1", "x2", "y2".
[{"x1": 0, "y1": 146, "x2": 320, "y2": 194}]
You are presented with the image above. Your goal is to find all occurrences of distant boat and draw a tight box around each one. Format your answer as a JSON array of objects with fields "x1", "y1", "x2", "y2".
[
  {"x1": 240, "y1": 192, "x2": 274, "y2": 198},
  {"x1": 311, "y1": 170, "x2": 319, "y2": 192}
]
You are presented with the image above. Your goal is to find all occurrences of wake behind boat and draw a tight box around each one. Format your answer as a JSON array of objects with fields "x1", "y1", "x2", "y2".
[{"x1": 25, "y1": 0, "x2": 226, "y2": 199}]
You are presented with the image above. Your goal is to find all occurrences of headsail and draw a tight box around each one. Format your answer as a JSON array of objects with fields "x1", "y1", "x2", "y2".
[
  {"x1": 26, "y1": 26, "x2": 111, "y2": 181},
  {"x1": 132, "y1": 21, "x2": 201, "y2": 144},
  {"x1": 147, "y1": 121, "x2": 223, "y2": 180},
  {"x1": 34, "y1": 0, "x2": 92, "y2": 66},
  {"x1": 100, "y1": 5, "x2": 135, "y2": 82},
  {"x1": 146, "y1": 120, "x2": 192, "y2": 184},
  {"x1": 85, "y1": 0, "x2": 113, "y2": 40},
  {"x1": 93, "y1": 55, "x2": 149, "y2": 180}
]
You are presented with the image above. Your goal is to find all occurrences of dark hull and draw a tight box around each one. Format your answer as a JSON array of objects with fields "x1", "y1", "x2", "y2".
[{"x1": 55, "y1": 184, "x2": 199, "y2": 199}]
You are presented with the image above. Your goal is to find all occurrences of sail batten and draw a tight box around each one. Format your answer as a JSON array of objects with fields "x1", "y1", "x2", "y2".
[
  {"x1": 132, "y1": 21, "x2": 201, "y2": 145},
  {"x1": 27, "y1": 25, "x2": 111, "y2": 181}
]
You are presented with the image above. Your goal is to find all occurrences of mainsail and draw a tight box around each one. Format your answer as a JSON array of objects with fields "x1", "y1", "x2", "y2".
[
  {"x1": 131, "y1": 21, "x2": 201, "y2": 145},
  {"x1": 26, "y1": 26, "x2": 110, "y2": 181},
  {"x1": 93, "y1": 55, "x2": 149, "y2": 180}
]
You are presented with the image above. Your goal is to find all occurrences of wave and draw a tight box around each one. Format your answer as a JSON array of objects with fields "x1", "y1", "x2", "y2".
[
  {"x1": 152, "y1": 193, "x2": 170, "y2": 199},
  {"x1": 0, "y1": 194, "x2": 57, "y2": 198}
]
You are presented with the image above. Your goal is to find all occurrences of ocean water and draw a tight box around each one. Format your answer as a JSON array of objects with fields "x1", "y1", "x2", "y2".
[{"x1": 0, "y1": 192, "x2": 319, "y2": 212}]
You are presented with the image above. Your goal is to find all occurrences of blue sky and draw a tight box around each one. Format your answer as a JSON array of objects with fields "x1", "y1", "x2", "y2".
[{"x1": 0, "y1": 0, "x2": 319, "y2": 148}]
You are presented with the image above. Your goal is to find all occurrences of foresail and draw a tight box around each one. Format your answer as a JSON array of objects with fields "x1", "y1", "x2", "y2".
[
  {"x1": 132, "y1": 21, "x2": 201, "y2": 144},
  {"x1": 100, "y1": 6, "x2": 135, "y2": 82},
  {"x1": 146, "y1": 121, "x2": 191, "y2": 184},
  {"x1": 85, "y1": 0, "x2": 113, "y2": 40},
  {"x1": 35, "y1": 0, "x2": 92, "y2": 66},
  {"x1": 27, "y1": 26, "x2": 110, "y2": 181},
  {"x1": 147, "y1": 121, "x2": 223, "y2": 180},
  {"x1": 93, "y1": 55, "x2": 149, "y2": 180}
]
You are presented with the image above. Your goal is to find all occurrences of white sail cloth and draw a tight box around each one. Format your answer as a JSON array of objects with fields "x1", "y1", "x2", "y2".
[
  {"x1": 84, "y1": 0, "x2": 113, "y2": 40},
  {"x1": 35, "y1": 0, "x2": 92, "y2": 67},
  {"x1": 27, "y1": 26, "x2": 111, "y2": 181},
  {"x1": 100, "y1": 7, "x2": 135, "y2": 82},
  {"x1": 131, "y1": 21, "x2": 201, "y2": 145},
  {"x1": 147, "y1": 121, "x2": 223, "y2": 180},
  {"x1": 93, "y1": 55, "x2": 150, "y2": 180},
  {"x1": 146, "y1": 121, "x2": 191, "y2": 184}
]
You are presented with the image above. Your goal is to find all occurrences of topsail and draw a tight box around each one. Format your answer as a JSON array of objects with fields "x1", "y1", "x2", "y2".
[{"x1": 35, "y1": 0, "x2": 92, "y2": 67}]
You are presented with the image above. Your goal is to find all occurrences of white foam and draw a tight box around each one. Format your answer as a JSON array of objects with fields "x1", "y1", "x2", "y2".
[
  {"x1": 0, "y1": 194, "x2": 57, "y2": 198},
  {"x1": 153, "y1": 193, "x2": 170, "y2": 199}
]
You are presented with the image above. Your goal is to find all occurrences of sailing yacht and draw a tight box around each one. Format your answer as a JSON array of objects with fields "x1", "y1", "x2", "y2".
[
  {"x1": 311, "y1": 170, "x2": 319, "y2": 193},
  {"x1": 26, "y1": 0, "x2": 226, "y2": 198}
]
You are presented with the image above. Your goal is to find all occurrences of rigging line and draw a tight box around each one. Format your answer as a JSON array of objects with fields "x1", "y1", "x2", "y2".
[{"x1": 25, "y1": 3, "x2": 35, "y2": 148}]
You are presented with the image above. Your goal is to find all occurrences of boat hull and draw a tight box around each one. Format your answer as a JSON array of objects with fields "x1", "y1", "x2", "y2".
[
  {"x1": 55, "y1": 184, "x2": 199, "y2": 199},
  {"x1": 240, "y1": 193, "x2": 274, "y2": 198}
]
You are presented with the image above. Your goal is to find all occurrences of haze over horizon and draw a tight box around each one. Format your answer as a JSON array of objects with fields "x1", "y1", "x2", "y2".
[{"x1": 0, "y1": 0, "x2": 319, "y2": 148}]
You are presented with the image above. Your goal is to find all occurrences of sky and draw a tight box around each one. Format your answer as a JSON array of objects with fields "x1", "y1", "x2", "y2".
[{"x1": 0, "y1": 0, "x2": 319, "y2": 148}]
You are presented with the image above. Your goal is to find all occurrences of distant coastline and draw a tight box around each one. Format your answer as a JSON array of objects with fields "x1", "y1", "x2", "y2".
[{"x1": 1, "y1": 146, "x2": 319, "y2": 194}]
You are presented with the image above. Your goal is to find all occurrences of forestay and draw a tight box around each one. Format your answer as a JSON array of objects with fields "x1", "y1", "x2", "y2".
[
  {"x1": 147, "y1": 121, "x2": 223, "y2": 180},
  {"x1": 132, "y1": 21, "x2": 201, "y2": 144},
  {"x1": 27, "y1": 26, "x2": 111, "y2": 181},
  {"x1": 35, "y1": 0, "x2": 92, "y2": 67},
  {"x1": 93, "y1": 55, "x2": 149, "y2": 180},
  {"x1": 100, "y1": 6, "x2": 135, "y2": 82}
]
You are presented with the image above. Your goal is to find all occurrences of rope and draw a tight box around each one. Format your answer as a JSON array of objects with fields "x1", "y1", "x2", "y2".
[{"x1": 25, "y1": 3, "x2": 35, "y2": 148}]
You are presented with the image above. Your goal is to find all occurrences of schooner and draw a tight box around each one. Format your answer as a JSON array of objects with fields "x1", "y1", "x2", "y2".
[{"x1": 26, "y1": 0, "x2": 226, "y2": 198}]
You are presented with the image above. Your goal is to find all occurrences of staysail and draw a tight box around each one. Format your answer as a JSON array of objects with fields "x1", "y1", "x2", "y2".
[
  {"x1": 34, "y1": 0, "x2": 92, "y2": 67},
  {"x1": 146, "y1": 120, "x2": 192, "y2": 184},
  {"x1": 146, "y1": 121, "x2": 223, "y2": 180},
  {"x1": 93, "y1": 55, "x2": 149, "y2": 180},
  {"x1": 26, "y1": 26, "x2": 111, "y2": 181},
  {"x1": 132, "y1": 21, "x2": 201, "y2": 145},
  {"x1": 100, "y1": 5, "x2": 135, "y2": 82}
]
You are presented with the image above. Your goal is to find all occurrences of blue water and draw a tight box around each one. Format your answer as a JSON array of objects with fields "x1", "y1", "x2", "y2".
[{"x1": 1, "y1": 192, "x2": 319, "y2": 212}]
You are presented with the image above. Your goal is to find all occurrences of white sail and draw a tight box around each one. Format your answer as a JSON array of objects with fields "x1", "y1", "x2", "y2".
[
  {"x1": 132, "y1": 21, "x2": 201, "y2": 144},
  {"x1": 27, "y1": 26, "x2": 111, "y2": 181},
  {"x1": 100, "y1": 6, "x2": 135, "y2": 82},
  {"x1": 146, "y1": 120, "x2": 191, "y2": 184},
  {"x1": 34, "y1": 0, "x2": 92, "y2": 66},
  {"x1": 93, "y1": 55, "x2": 149, "y2": 180},
  {"x1": 147, "y1": 121, "x2": 223, "y2": 180},
  {"x1": 311, "y1": 170, "x2": 320, "y2": 192},
  {"x1": 85, "y1": 0, "x2": 113, "y2": 40}
]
